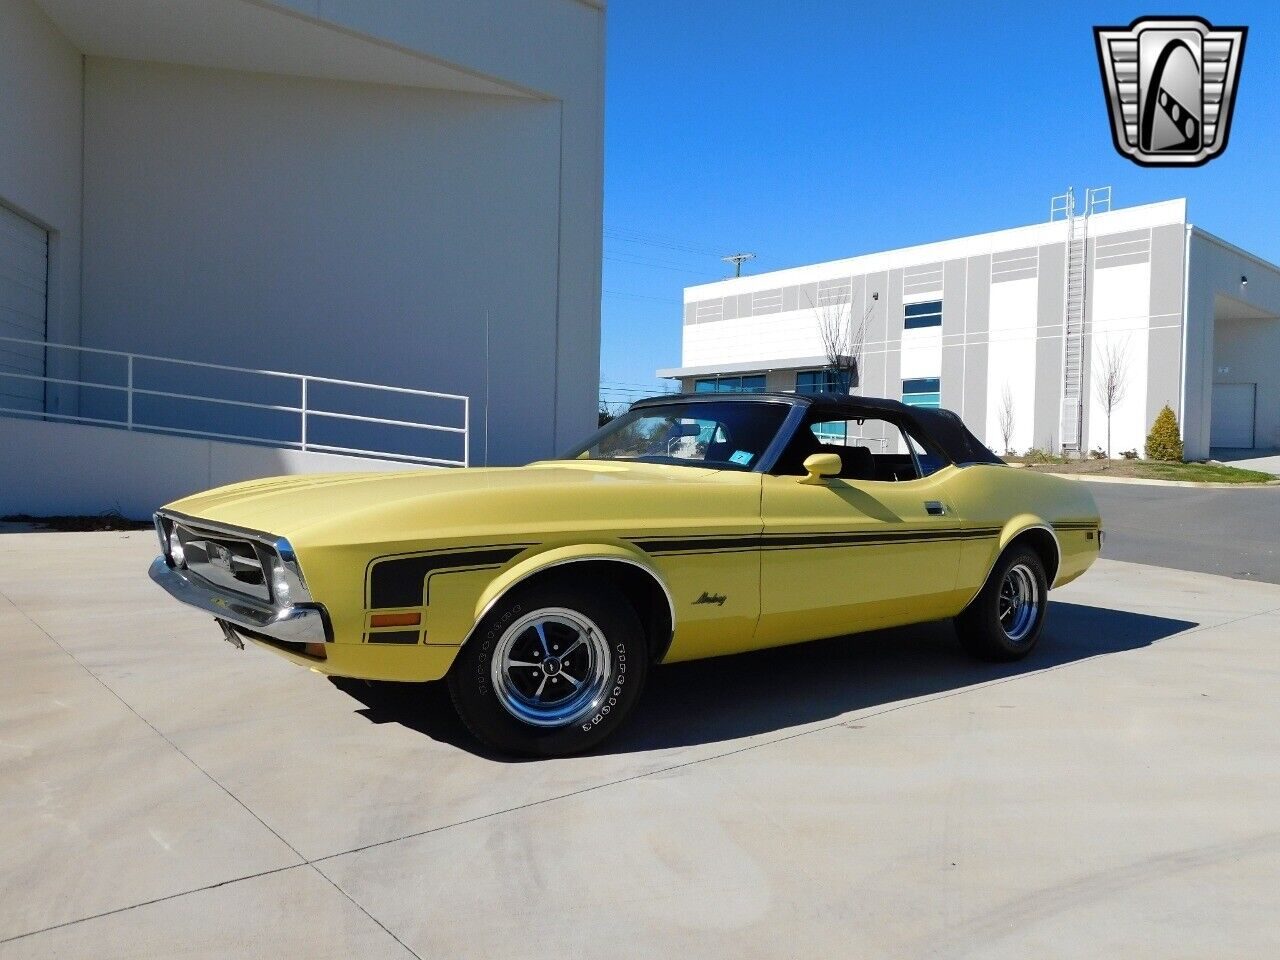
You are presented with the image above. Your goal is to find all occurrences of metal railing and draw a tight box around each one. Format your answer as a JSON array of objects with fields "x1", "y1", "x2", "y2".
[{"x1": 0, "y1": 336, "x2": 469, "y2": 467}]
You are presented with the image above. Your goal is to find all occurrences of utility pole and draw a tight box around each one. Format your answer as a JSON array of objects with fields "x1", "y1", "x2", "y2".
[{"x1": 721, "y1": 252, "x2": 756, "y2": 278}]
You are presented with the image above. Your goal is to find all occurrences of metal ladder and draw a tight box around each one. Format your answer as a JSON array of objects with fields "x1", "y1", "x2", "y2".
[{"x1": 1050, "y1": 187, "x2": 1109, "y2": 454}]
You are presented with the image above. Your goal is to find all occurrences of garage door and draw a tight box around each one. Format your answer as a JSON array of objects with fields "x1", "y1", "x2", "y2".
[
  {"x1": 1210, "y1": 383, "x2": 1256, "y2": 449},
  {"x1": 0, "y1": 203, "x2": 49, "y2": 413}
]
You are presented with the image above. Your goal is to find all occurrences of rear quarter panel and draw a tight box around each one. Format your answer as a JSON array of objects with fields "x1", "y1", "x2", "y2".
[{"x1": 942, "y1": 465, "x2": 1101, "y2": 604}]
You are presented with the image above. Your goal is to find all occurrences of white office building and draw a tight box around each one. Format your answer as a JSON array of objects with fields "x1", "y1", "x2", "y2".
[
  {"x1": 1, "y1": 0, "x2": 604, "y2": 517},
  {"x1": 659, "y1": 197, "x2": 1280, "y2": 461}
]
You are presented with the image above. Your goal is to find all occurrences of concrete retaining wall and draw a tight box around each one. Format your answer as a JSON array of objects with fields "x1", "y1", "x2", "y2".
[{"x1": 0, "y1": 416, "x2": 431, "y2": 520}]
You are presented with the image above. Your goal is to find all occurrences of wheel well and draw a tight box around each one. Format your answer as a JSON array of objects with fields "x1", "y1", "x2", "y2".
[
  {"x1": 1006, "y1": 526, "x2": 1061, "y2": 586},
  {"x1": 499, "y1": 559, "x2": 675, "y2": 664}
]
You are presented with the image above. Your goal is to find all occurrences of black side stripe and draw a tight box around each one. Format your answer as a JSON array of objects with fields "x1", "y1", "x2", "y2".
[
  {"x1": 368, "y1": 546, "x2": 529, "y2": 609},
  {"x1": 635, "y1": 527, "x2": 1003, "y2": 556},
  {"x1": 364, "y1": 630, "x2": 420, "y2": 645}
]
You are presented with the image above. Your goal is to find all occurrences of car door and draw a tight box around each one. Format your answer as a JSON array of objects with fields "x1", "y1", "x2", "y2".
[{"x1": 755, "y1": 414, "x2": 963, "y2": 647}]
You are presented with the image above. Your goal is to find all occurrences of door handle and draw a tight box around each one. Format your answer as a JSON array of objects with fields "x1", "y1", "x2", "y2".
[{"x1": 924, "y1": 501, "x2": 947, "y2": 516}]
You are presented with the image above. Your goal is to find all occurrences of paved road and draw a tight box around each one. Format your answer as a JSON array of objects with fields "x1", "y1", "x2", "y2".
[
  {"x1": 1089, "y1": 482, "x2": 1280, "y2": 584},
  {"x1": 3, "y1": 532, "x2": 1280, "y2": 958}
]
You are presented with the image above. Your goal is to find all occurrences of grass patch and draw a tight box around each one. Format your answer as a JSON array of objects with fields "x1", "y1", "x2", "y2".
[
  {"x1": 1139, "y1": 462, "x2": 1276, "y2": 484},
  {"x1": 1016, "y1": 459, "x2": 1276, "y2": 484}
]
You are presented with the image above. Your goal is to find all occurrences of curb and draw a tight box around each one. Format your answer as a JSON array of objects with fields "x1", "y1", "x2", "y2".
[{"x1": 1041, "y1": 471, "x2": 1280, "y2": 490}]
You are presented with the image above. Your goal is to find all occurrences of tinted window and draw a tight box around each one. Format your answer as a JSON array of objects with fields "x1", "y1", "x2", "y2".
[
  {"x1": 902, "y1": 377, "x2": 941, "y2": 408},
  {"x1": 904, "y1": 300, "x2": 942, "y2": 330},
  {"x1": 565, "y1": 401, "x2": 791, "y2": 470},
  {"x1": 692, "y1": 375, "x2": 766, "y2": 393}
]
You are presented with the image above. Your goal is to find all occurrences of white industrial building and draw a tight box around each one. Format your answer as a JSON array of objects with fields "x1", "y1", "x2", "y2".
[
  {"x1": 659, "y1": 196, "x2": 1280, "y2": 461},
  {"x1": 0, "y1": 0, "x2": 604, "y2": 517}
]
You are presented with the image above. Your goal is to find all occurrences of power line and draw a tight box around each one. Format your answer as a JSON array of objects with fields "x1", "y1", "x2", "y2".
[
  {"x1": 604, "y1": 228, "x2": 724, "y2": 257},
  {"x1": 602, "y1": 289, "x2": 682, "y2": 304},
  {"x1": 603, "y1": 254, "x2": 714, "y2": 276}
]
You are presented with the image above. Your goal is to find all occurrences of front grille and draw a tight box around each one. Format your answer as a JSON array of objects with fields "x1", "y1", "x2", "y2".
[{"x1": 175, "y1": 523, "x2": 271, "y2": 602}]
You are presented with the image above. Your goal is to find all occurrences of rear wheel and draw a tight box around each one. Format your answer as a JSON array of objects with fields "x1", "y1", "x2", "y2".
[
  {"x1": 954, "y1": 545, "x2": 1048, "y2": 661},
  {"x1": 447, "y1": 577, "x2": 648, "y2": 756}
]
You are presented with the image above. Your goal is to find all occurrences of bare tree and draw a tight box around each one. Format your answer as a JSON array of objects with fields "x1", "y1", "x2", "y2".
[
  {"x1": 1093, "y1": 338, "x2": 1130, "y2": 458},
  {"x1": 998, "y1": 381, "x2": 1016, "y2": 455},
  {"x1": 807, "y1": 291, "x2": 871, "y2": 393}
]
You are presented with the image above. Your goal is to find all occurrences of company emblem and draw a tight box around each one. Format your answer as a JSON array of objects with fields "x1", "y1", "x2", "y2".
[{"x1": 1094, "y1": 16, "x2": 1246, "y2": 167}]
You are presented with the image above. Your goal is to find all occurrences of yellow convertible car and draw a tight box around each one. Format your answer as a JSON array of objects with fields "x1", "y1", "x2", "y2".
[{"x1": 151, "y1": 392, "x2": 1100, "y2": 755}]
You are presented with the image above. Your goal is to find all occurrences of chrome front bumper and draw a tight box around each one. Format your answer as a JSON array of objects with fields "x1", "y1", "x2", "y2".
[
  {"x1": 149, "y1": 557, "x2": 331, "y2": 644},
  {"x1": 150, "y1": 508, "x2": 331, "y2": 646}
]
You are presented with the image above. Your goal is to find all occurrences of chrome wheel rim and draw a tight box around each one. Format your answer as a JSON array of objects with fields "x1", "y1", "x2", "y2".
[
  {"x1": 998, "y1": 563, "x2": 1040, "y2": 643},
  {"x1": 491, "y1": 608, "x2": 611, "y2": 728}
]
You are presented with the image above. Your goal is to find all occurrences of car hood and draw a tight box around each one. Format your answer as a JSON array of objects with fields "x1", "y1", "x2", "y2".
[{"x1": 162, "y1": 460, "x2": 739, "y2": 545}]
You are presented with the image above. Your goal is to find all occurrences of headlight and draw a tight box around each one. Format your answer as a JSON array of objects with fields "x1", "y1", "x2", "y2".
[{"x1": 168, "y1": 527, "x2": 185, "y2": 566}]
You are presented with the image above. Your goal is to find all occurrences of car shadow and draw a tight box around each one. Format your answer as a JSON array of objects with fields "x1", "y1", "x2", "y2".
[{"x1": 330, "y1": 601, "x2": 1196, "y2": 760}]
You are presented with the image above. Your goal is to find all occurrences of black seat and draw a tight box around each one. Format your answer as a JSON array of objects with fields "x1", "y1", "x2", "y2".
[
  {"x1": 825, "y1": 444, "x2": 876, "y2": 480},
  {"x1": 773, "y1": 428, "x2": 824, "y2": 475}
]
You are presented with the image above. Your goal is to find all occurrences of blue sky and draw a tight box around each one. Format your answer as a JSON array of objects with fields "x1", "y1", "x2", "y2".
[{"x1": 599, "y1": 1, "x2": 1278, "y2": 403}]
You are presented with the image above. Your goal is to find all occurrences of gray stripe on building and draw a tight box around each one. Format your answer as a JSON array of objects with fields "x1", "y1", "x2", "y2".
[
  {"x1": 795, "y1": 281, "x2": 817, "y2": 311},
  {"x1": 963, "y1": 254, "x2": 990, "y2": 433},
  {"x1": 885, "y1": 269, "x2": 903, "y2": 404},
  {"x1": 1147, "y1": 223, "x2": 1187, "y2": 428},
  {"x1": 992, "y1": 266, "x2": 1038, "y2": 283},
  {"x1": 1096, "y1": 251, "x2": 1151, "y2": 270},
  {"x1": 1095, "y1": 228, "x2": 1150, "y2": 249},
  {"x1": 860, "y1": 270, "x2": 888, "y2": 401},
  {"x1": 992, "y1": 247, "x2": 1037, "y2": 266},
  {"x1": 940, "y1": 258, "x2": 967, "y2": 412},
  {"x1": 1034, "y1": 242, "x2": 1065, "y2": 451},
  {"x1": 903, "y1": 261, "x2": 943, "y2": 296}
]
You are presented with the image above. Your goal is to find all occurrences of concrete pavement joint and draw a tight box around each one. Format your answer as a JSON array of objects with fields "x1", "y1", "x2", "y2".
[
  {"x1": 0, "y1": 865, "x2": 303, "y2": 947},
  {"x1": 0, "y1": 594, "x2": 425, "y2": 960},
  {"x1": 5, "y1": 583, "x2": 1278, "y2": 949}
]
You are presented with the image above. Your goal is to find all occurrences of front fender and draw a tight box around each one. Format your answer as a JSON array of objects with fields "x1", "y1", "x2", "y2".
[{"x1": 467, "y1": 541, "x2": 671, "y2": 642}]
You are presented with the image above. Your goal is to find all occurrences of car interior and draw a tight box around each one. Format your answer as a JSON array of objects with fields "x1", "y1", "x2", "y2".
[{"x1": 770, "y1": 408, "x2": 944, "y2": 482}]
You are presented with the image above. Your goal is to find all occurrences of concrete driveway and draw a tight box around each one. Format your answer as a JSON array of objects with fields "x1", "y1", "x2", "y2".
[{"x1": 2, "y1": 530, "x2": 1279, "y2": 958}]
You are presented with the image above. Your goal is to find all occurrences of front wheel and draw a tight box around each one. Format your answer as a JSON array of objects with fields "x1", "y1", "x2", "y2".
[
  {"x1": 447, "y1": 576, "x2": 648, "y2": 756},
  {"x1": 954, "y1": 545, "x2": 1048, "y2": 661}
]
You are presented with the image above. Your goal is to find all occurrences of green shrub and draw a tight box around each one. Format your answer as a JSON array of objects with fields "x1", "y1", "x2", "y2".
[
  {"x1": 1120, "y1": 449, "x2": 1139, "y2": 460},
  {"x1": 1089, "y1": 447, "x2": 1107, "y2": 460},
  {"x1": 1145, "y1": 405, "x2": 1184, "y2": 461}
]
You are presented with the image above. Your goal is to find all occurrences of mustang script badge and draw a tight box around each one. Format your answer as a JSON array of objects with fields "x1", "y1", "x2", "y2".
[{"x1": 1094, "y1": 16, "x2": 1247, "y2": 167}]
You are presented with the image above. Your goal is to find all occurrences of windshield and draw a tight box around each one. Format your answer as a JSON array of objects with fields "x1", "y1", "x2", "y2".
[{"x1": 564, "y1": 400, "x2": 792, "y2": 470}]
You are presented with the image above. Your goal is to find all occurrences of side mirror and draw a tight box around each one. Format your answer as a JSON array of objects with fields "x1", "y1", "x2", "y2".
[{"x1": 799, "y1": 452, "x2": 842, "y2": 484}]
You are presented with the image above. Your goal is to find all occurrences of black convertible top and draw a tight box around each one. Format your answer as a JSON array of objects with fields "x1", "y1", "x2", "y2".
[{"x1": 629, "y1": 392, "x2": 1003, "y2": 467}]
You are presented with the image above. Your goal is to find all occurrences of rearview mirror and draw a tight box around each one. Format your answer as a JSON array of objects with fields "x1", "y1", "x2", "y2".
[{"x1": 799, "y1": 452, "x2": 842, "y2": 484}]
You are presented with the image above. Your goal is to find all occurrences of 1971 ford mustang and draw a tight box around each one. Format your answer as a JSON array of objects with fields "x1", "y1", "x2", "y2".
[{"x1": 151, "y1": 392, "x2": 1100, "y2": 755}]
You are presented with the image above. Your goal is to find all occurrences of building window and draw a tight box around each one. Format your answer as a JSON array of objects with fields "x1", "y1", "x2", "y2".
[
  {"x1": 902, "y1": 377, "x2": 941, "y2": 408},
  {"x1": 693, "y1": 375, "x2": 766, "y2": 393},
  {"x1": 795, "y1": 369, "x2": 851, "y2": 394},
  {"x1": 904, "y1": 300, "x2": 942, "y2": 330}
]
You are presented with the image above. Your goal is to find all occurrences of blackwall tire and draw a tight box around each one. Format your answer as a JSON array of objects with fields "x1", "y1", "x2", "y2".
[
  {"x1": 447, "y1": 576, "x2": 648, "y2": 757},
  {"x1": 954, "y1": 545, "x2": 1048, "y2": 662}
]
